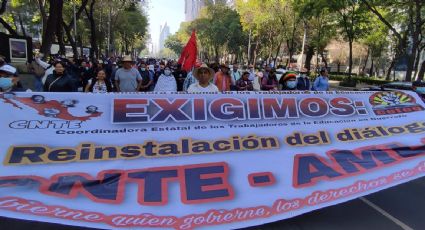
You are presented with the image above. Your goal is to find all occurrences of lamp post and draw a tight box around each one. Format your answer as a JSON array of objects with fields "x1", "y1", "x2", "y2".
[
  {"x1": 247, "y1": 29, "x2": 251, "y2": 65},
  {"x1": 300, "y1": 21, "x2": 307, "y2": 70}
]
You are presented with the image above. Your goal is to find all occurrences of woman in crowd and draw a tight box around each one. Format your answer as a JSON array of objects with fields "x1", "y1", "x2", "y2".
[
  {"x1": 279, "y1": 72, "x2": 298, "y2": 90},
  {"x1": 261, "y1": 70, "x2": 278, "y2": 91},
  {"x1": 43, "y1": 61, "x2": 77, "y2": 92},
  {"x1": 154, "y1": 66, "x2": 177, "y2": 92},
  {"x1": 85, "y1": 69, "x2": 113, "y2": 93}
]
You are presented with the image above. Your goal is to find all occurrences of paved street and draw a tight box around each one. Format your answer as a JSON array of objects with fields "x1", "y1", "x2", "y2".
[{"x1": 2, "y1": 176, "x2": 424, "y2": 230}]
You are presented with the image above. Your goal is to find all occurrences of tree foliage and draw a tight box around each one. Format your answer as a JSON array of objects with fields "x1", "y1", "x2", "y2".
[{"x1": 0, "y1": 0, "x2": 149, "y2": 59}]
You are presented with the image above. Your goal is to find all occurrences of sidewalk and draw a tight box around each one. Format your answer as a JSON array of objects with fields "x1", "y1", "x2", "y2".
[{"x1": 329, "y1": 80, "x2": 376, "y2": 91}]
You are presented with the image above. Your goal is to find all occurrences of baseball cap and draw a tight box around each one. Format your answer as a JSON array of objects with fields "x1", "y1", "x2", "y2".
[{"x1": 0, "y1": 65, "x2": 17, "y2": 75}]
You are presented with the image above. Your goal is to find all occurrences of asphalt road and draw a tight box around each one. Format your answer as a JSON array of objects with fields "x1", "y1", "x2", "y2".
[{"x1": 1, "y1": 176, "x2": 424, "y2": 230}]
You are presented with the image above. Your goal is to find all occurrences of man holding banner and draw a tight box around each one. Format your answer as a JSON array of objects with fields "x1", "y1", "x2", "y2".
[{"x1": 187, "y1": 63, "x2": 218, "y2": 93}]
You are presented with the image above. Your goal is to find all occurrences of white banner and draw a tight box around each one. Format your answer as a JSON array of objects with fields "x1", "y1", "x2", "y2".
[{"x1": 0, "y1": 90, "x2": 425, "y2": 230}]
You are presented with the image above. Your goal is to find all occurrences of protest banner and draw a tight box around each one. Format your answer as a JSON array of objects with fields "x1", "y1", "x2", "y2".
[{"x1": 0, "y1": 90, "x2": 425, "y2": 229}]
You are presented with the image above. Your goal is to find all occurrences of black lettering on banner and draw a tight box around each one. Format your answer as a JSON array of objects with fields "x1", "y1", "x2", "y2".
[
  {"x1": 127, "y1": 169, "x2": 178, "y2": 205},
  {"x1": 6, "y1": 147, "x2": 47, "y2": 164},
  {"x1": 330, "y1": 149, "x2": 396, "y2": 173},
  {"x1": 0, "y1": 162, "x2": 234, "y2": 206},
  {"x1": 45, "y1": 172, "x2": 125, "y2": 204},
  {"x1": 294, "y1": 155, "x2": 342, "y2": 188},
  {"x1": 294, "y1": 138, "x2": 425, "y2": 188},
  {"x1": 182, "y1": 163, "x2": 234, "y2": 204}
]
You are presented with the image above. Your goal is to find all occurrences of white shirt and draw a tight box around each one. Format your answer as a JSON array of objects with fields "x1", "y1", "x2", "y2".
[
  {"x1": 230, "y1": 70, "x2": 241, "y2": 85},
  {"x1": 154, "y1": 74, "x2": 177, "y2": 92},
  {"x1": 35, "y1": 58, "x2": 54, "y2": 84},
  {"x1": 252, "y1": 76, "x2": 262, "y2": 91},
  {"x1": 187, "y1": 82, "x2": 219, "y2": 93}
]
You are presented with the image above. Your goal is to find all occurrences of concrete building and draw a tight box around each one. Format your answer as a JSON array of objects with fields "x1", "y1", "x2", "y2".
[
  {"x1": 184, "y1": 0, "x2": 206, "y2": 22},
  {"x1": 159, "y1": 22, "x2": 171, "y2": 51},
  {"x1": 185, "y1": 0, "x2": 234, "y2": 22}
]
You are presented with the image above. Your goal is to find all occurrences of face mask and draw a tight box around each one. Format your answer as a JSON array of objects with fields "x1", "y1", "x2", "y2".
[
  {"x1": 286, "y1": 81, "x2": 297, "y2": 89},
  {"x1": 0, "y1": 77, "x2": 13, "y2": 91},
  {"x1": 164, "y1": 70, "x2": 172, "y2": 76},
  {"x1": 85, "y1": 67, "x2": 89, "y2": 70},
  {"x1": 141, "y1": 68, "x2": 146, "y2": 71}
]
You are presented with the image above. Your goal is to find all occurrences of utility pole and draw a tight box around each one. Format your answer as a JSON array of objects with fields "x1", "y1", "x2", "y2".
[
  {"x1": 247, "y1": 29, "x2": 252, "y2": 65},
  {"x1": 300, "y1": 22, "x2": 307, "y2": 70}
]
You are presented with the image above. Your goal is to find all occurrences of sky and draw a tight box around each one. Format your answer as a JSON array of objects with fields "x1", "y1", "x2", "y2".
[{"x1": 146, "y1": 0, "x2": 185, "y2": 53}]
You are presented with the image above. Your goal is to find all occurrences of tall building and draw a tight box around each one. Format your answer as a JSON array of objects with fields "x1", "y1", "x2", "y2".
[
  {"x1": 185, "y1": 0, "x2": 205, "y2": 22},
  {"x1": 159, "y1": 22, "x2": 171, "y2": 51},
  {"x1": 185, "y1": 0, "x2": 234, "y2": 21}
]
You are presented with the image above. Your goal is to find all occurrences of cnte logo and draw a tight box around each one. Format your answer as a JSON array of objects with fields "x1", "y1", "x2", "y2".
[{"x1": 9, "y1": 120, "x2": 82, "y2": 129}]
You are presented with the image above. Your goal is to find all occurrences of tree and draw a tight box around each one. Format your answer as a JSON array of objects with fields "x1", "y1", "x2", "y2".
[
  {"x1": 85, "y1": 0, "x2": 97, "y2": 58},
  {"x1": 191, "y1": 3, "x2": 246, "y2": 63},
  {"x1": 0, "y1": 0, "x2": 18, "y2": 35},
  {"x1": 327, "y1": 0, "x2": 370, "y2": 79},
  {"x1": 295, "y1": 0, "x2": 337, "y2": 71},
  {"x1": 114, "y1": 4, "x2": 148, "y2": 55},
  {"x1": 360, "y1": 16, "x2": 390, "y2": 77},
  {"x1": 165, "y1": 34, "x2": 184, "y2": 55},
  {"x1": 360, "y1": 0, "x2": 424, "y2": 81},
  {"x1": 236, "y1": 0, "x2": 285, "y2": 65},
  {"x1": 165, "y1": 22, "x2": 191, "y2": 58},
  {"x1": 62, "y1": 0, "x2": 89, "y2": 58},
  {"x1": 40, "y1": 0, "x2": 64, "y2": 55}
]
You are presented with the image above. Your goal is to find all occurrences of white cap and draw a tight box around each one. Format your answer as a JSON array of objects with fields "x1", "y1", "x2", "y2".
[{"x1": 0, "y1": 65, "x2": 17, "y2": 75}]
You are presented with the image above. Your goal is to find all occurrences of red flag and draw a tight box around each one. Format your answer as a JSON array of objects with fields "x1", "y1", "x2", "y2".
[{"x1": 178, "y1": 31, "x2": 198, "y2": 72}]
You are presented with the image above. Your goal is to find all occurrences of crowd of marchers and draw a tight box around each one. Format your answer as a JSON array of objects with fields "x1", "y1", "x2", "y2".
[{"x1": 0, "y1": 54, "x2": 331, "y2": 93}]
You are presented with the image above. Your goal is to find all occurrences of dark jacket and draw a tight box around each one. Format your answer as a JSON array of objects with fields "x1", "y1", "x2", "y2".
[
  {"x1": 80, "y1": 67, "x2": 95, "y2": 88},
  {"x1": 235, "y1": 78, "x2": 254, "y2": 91},
  {"x1": 297, "y1": 76, "x2": 311, "y2": 90},
  {"x1": 44, "y1": 71, "x2": 77, "y2": 92}
]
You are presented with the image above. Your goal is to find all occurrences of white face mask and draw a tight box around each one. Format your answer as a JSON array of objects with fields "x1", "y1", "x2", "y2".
[
  {"x1": 286, "y1": 80, "x2": 297, "y2": 89},
  {"x1": 0, "y1": 77, "x2": 13, "y2": 91},
  {"x1": 164, "y1": 70, "x2": 172, "y2": 76}
]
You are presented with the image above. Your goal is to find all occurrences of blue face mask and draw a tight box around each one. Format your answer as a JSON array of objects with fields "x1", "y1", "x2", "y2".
[
  {"x1": 0, "y1": 77, "x2": 13, "y2": 91},
  {"x1": 141, "y1": 68, "x2": 146, "y2": 71},
  {"x1": 286, "y1": 80, "x2": 297, "y2": 89}
]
